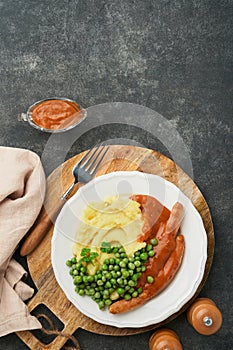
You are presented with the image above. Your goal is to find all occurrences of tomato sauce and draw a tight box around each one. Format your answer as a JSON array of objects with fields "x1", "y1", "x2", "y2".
[
  {"x1": 132, "y1": 194, "x2": 172, "y2": 288},
  {"x1": 31, "y1": 99, "x2": 82, "y2": 130},
  {"x1": 131, "y1": 194, "x2": 170, "y2": 242}
]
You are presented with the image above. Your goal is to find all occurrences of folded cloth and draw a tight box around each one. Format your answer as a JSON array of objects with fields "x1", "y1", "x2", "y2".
[{"x1": 0, "y1": 147, "x2": 46, "y2": 336}]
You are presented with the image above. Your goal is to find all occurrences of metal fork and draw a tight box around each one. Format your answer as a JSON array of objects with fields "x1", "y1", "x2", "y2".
[
  {"x1": 20, "y1": 143, "x2": 110, "y2": 256},
  {"x1": 62, "y1": 143, "x2": 110, "y2": 199}
]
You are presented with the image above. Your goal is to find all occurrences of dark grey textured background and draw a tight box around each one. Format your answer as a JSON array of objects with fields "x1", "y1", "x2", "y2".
[{"x1": 0, "y1": 0, "x2": 232, "y2": 349}]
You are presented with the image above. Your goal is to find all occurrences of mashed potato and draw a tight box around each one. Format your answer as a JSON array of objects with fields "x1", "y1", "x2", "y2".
[{"x1": 73, "y1": 196, "x2": 146, "y2": 273}]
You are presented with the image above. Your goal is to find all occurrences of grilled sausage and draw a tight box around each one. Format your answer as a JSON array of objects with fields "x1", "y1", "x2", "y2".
[
  {"x1": 131, "y1": 194, "x2": 170, "y2": 242},
  {"x1": 109, "y1": 235, "x2": 185, "y2": 314},
  {"x1": 137, "y1": 202, "x2": 184, "y2": 288}
]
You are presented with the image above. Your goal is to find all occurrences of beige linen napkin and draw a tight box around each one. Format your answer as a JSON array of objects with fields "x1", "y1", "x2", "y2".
[{"x1": 0, "y1": 147, "x2": 46, "y2": 336}]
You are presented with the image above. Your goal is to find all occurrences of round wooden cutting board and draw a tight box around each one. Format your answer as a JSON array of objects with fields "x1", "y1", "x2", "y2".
[{"x1": 17, "y1": 145, "x2": 214, "y2": 350}]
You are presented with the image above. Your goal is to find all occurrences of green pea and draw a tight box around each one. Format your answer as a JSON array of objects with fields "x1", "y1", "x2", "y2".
[
  {"x1": 119, "y1": 261, "x2": 126, "y2": 268},
  {"x1": 73, "y1": 269, "x2": 79, "y2": 276},
  {"x1": 103, "y1": 290, "x2": 109, "y2": 297},
  {"x1": 115, "y1": 252, "x2": 120, "y2": 258},
  {"x1": 82, "y1": 276, "x2": 88, "y2": 283},
  {"x1": 147, "y1": 276, "x2": 154, "y2": 284},
  {"x1": 75, "y1": 286, "x2": 79, "y2": 293},
  {"x1": 150, "y1": 238, "x2": 158, "y2": 246},
  {"x1": 129, "y1": 270, "x2": 134, "y2": 276},
  {"x1": 124, "y1": 294, "x2": 131, "y2": 300},
  {"x1": 114, "y1": 265, "x2": 120, "y2": 271},
  {"x1": 102, "y1": 264, "x2": 108, "y2": 271},
  {"x1": 119, "y1": 247, "x2": 125, "y2": 253},
  {"x1": 109, "y1": 258, "x2": 115, "y2": 264},
  {"x1": 116, "y1": 271, "x2": 121, "y2": 277},
  {"x1": 73, "y1": 276, "x2": 83, "y2": 285},
  {"x1": 66, "y1": 260, "x2": 72, "y2": 267},
  {"x1": 135, "y1": 251, "x2": 140, "y2": 256},
  {"x1": 128, "y1": 287, "x2": 135, "y2": 294},
  {"x1": 121, "y1": 253, "x2": 127, "y2": 258},
  {"x1": 128, "y1": 262, "x2": 135, "y2": 270},
  {"x1": 78, "y1": 289, "x2": 85, "y2": 296},
  {"x1": 69, "y1": 270, "x2": 74, "y2": 276},
  {"x1": 132, "y1": 291, "x2": 138, "y2": 298},
  {"x1": 105, "y1": 299, "x2": 112, "y2": 306},
  {"x1": 80, "y1": 266, "x2": 87, "y2": 273},
  {"x1": 146, "y1": 244, "x2": 153, "y2": 251},
  {"x1": 105, "y1": 281, "x2": 111, "y2": 288},
  {"x1": 141, "y1": 266, "x2": 146, "y2": 272},
  {"x1": 98, "y1": 301, "x2": 105, "y2": 309},
  {"x1": 97, "y1": 273, "x2": 102, "y2": 280},
  {"x1": 115, "y1": 258, "x2": 121, "y2": 265},
  {"x1": 71, "y1": 257, "x2": 77, "y2": 263},
  {"x1": 111, "y1": 271, "x2": 117, "y2": 278},
  {"x1": 137, "y1": 287, "x2": 143, "y2": 294},
  {"x1": 110, "y1": 278, "x2": 117, "y2": 285},
  {"x1": 117, "y1": 287, "x2": 125, "y2": 295},
  {"x1": 148, "y1": 250, "x2": 155, "y2": 257},
  {"x1": 123, "y1": 258, "x2": 129, "y2": 264},
  {"x1": 122, "y1": 270, "x2": 129, "y2": 279},
  {"x1": 101, "y1": 276, "x2": 106, "y2": 282},
  {"x1": 109, "y1": 287, "x2": 115, "y2": 293},
  {"x1": 112, "y1": 247, "x2": 119, "y2": 253},
  {"x1": 104, "y1": 259, "x2": 110, "y2": 265},
  {"x1": 97, "y1": 280, "x2": 104, "y2": 286},
  {"x1": 125, "y1": 286, "x2": 130, "y2": 291},
  {"x1": 89, "y1": 288, "x2": 95, "y2": 296},
  {"x1": 104, "y1": 272, "x2": 111, "y2": 279},
  {"x1": 87, "y1": 275, "x2": 94, "y2": 283},
  {"x1": 134, "y1": 260, "x2": 141, "y2": 267},
  {"x1": 132, "y1": 274, "x2": 139, "y2": 282},
  {"x1": 140, "y1": 252, "x2": 148, "y2": 261},
  {"x1": 117, "y1": 278, "x2": 124, "y2": 285},
  {"x1": 128, "y1": 280, "x2": 136, "y2": 287}
]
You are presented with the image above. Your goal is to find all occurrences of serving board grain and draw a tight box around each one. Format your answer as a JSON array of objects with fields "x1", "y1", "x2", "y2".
[{"x1": 17, "y1": 145, "x2": 214, "y2": 350}]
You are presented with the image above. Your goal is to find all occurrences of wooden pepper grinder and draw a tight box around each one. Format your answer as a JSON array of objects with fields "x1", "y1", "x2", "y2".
[
  {"x1": 187, "y1": 298, "x2": 222, "y2": 335},
  {"x1": 149, "y1": 328, "x2": 183, "y2": 350}
]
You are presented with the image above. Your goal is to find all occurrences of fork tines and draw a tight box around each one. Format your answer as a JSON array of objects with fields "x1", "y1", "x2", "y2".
[{"x1": 81, "y1": 143, "x2": 110, "y2": 175}]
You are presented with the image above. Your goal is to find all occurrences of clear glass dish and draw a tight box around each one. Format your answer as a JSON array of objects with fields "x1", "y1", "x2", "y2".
[{"x1": 18, "y1": 97, "x2": 87, "y2": 133}]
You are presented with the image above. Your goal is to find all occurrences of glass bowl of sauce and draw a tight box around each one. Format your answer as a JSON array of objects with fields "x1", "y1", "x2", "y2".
[{"x1": 18, "y1": 97, "x2": 87, "y2": 133}]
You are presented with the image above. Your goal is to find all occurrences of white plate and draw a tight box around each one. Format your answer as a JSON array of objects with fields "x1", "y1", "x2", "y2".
[{"x1": 51, "y1": 171, "x2": 207, "y2": 328}]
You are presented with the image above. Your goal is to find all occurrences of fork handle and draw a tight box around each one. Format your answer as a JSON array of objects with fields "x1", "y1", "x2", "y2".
[{"x1": 20, "y1": 198, "x2": 66, "y2": 256}]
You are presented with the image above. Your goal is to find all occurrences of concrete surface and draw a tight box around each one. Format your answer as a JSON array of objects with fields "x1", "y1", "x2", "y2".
[{"x1": 0, "y1": 0, "x2": 232, "y2": 349}]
